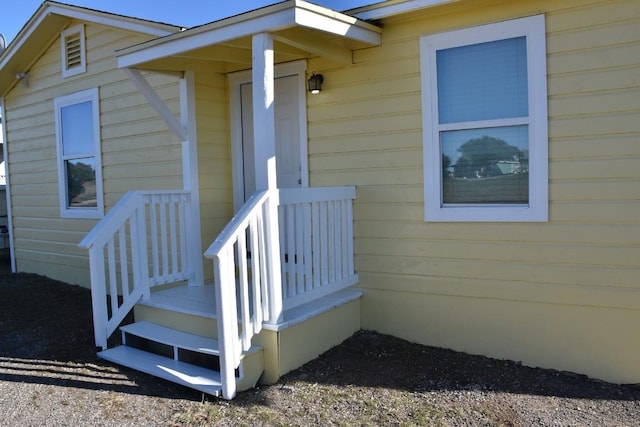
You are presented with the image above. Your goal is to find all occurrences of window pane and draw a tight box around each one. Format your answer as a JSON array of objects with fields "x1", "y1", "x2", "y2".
[
  {"x1": 60, "y1": 101, "x2": 93, "y2": 155},
  {"x1": 441, "y1": 126, "x2": 528, "y2": 204},
  {"x1": 66, "y1": 158, "x2": 97, "y2": 208},
  {"x1": 437, "y1": 37, "x2": 528, "y2": 124}
]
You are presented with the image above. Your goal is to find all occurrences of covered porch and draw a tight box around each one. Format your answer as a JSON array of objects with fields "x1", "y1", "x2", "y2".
[{"x1": 79, "y1": 1, "x2": 381, "y2": 399}]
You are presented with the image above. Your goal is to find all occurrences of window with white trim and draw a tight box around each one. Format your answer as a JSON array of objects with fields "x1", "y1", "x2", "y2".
[
  {"x1": 420, "y1": 15, "x2": 548, "y2": 222},
  {"x1": 61, "y1": 24, "x2": 86, "y2": 78},
  {"x1": 54, "y1": 88, "x2": 103, "y2": 219}
]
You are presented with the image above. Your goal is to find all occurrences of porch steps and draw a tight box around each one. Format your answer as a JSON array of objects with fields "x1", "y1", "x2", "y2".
[
  {"x1": 98, "y1": 346, "x2": 224, "y2": 396},
  {"x1": 121, "y1": 321, "x2": 224, "y2": 356},
  {"x1": 98, "y1": 321, "x2": 263, "y2": 396}
]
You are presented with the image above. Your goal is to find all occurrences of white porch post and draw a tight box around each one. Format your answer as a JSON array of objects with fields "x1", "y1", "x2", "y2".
[
  {"x1": 252, "y1": 33, "x2": 283, "y2": 323},
  {"x1": 122, "y1": 68, "x2": 204, "y2": 286},
  {"x1": 180, "y1": 71, "x2": 205, "y2": 286}
]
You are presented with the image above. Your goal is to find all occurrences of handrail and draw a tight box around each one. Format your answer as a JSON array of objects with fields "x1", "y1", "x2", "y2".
[
  {"x1": 79, "y1": 191, "x2": 140, "y2": 250},
  {"x1": 205, "y1": 189, "x2": 275, "y2": 400},
  {"x1": 80, "y1": 189, "x2": 192, "y2": 350},
  {"x1": 205, "y1": 186, "x2": 357, "y2": 400},
  {"x1": 205, "y1": 190, "x2": 269, "y2": 257}
]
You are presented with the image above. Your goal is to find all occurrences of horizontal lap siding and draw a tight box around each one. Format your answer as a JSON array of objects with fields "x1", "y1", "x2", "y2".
[
  {"x1": 194, "y1": 68, "x2": 232, "y2": 282},
  {"x1": 4, "y1": 22, "x2": 182, "y2": 286},
  {"x1": 307, "y1": 0, "x2": 640, "y2": 382}
]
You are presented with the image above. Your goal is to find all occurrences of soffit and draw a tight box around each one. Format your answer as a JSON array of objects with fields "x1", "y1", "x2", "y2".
[{"x1": 0, "y1": 14, "x2": 70, "y2": 97}]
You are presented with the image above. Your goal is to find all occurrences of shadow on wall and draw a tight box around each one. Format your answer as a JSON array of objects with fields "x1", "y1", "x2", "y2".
[{"x1": 0, "y1": 248, "x2": 9, "y2": 274}]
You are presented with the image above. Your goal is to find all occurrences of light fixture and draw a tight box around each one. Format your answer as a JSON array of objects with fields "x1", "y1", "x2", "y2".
[
  {"x1": 307, "y1": 72, "x2": 324, "y2": 94},
  {"x1": 15, "y1": 72, "x2": 29, "y2": 87}
]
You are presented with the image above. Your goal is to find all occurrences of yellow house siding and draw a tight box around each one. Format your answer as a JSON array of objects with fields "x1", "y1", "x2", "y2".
[
  {"x1": 307, "y1": 0, "x2": 640, "y2": 383},
  {"x1": 194, "y1": 69, "x2": 233, "y2": 282},
  {"x1": 4, "y1": 21, "x2": 182, "y2": 286}
]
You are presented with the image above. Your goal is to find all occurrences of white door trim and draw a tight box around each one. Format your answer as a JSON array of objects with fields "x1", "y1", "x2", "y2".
[{"x1": 229, "y1": 60, "x2": 309, "y2": 212}]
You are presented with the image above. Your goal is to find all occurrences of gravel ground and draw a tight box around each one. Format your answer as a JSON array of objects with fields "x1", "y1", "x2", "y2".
[{"x1": 1, "y1": 271, "x2": 639, "y2": 426}]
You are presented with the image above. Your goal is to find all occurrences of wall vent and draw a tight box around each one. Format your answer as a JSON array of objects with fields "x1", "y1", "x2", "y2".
[{"x1": 61, "y1": 24, "x2": 86, "y2": 78}]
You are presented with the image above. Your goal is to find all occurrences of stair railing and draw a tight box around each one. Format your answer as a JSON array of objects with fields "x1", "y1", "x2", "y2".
[
  {"x1": 205, "y1": 189, "x2": 278, "y2": 400},
  {"x1": 205, "y1": 186, "x2": 357, "y2": 400},
  {"x1": 79, "y1": 190, "x2": 193, "y2": 350}
]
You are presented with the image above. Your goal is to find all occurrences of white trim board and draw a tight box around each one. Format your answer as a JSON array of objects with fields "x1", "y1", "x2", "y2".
[
  {"x1": 116, "y1": 1, "x2": 380, "y2": 69},
  {"x1": 0, "y1": 97, "x2": 15, "y2": 272},
  {"x1": 352, "y1": 0, "x2": 457, "y2": 21}
]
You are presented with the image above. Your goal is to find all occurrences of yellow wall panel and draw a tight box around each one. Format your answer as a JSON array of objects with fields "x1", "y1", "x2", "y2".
[
  {"x1": 3, "y1": 0, "x2": 638, "y2": 385},
  {"x1": 305, "y1": 0, "x2": 640, "y2": 383},
  {"x1": 362, "y1": 289, "x2": 640, "y2": 383},
  {"x1": 4, "y1": 22, "x2": 183, "y2": 286}
]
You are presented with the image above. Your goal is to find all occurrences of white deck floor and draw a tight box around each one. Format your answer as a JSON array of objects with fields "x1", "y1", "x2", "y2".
[
  {"x1": 140, "y1": 285, "x2": 217, "y2": 318},
  {"x1": 139, "y1": 284, "x2": 363, "y2": 330}
]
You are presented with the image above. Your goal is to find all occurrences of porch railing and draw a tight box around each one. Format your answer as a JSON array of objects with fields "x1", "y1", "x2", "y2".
[
  {"x1": 205, "y1": 186, "x2": 357, "y2": 399},
  {"x1": 279, "y1": 186, "x2": 358, "y2": 309},
  {"x1": 79, "y1": 190, "x2": 193, "y2": 349}
]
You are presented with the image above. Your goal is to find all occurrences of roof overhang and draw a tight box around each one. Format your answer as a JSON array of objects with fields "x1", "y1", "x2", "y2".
[
  {"x1": 350, "y1": 0, "x2": 460, "y2": 21},
  {"x1": 0, "y1": 1, "x2": 180, "y2": 97},
  {"x1": 116, "y1": 0, "x2": 382, "y2": 71}
]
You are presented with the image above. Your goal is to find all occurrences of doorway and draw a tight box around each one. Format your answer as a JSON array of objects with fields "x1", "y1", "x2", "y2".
[{"x1": 230, "y1": 61, "x2": 309, "y2": 211}]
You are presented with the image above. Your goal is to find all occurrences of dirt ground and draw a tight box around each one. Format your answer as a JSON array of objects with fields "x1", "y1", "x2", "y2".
[{"x1": 0, "y1": 270, "x2": 639, "y2": 426}]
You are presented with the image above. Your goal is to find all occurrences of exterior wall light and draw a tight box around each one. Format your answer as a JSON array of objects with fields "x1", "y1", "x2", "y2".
[
  {"x1": 16, "y1": 72, "x2": 29, "y2": 87},
  {"x1": 307, "y1": 73, "x2": 324, "y2": 94}
]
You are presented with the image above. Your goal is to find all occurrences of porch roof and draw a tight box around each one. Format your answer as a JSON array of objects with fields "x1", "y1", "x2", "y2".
[{"x1": 115, "y1": 0, "x2": 382, "y2": 71}]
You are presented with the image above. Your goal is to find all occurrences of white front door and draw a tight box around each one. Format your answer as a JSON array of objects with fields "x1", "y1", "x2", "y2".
[{"x1": 239, "y1": 74, "x2": 304, "y2": 201}]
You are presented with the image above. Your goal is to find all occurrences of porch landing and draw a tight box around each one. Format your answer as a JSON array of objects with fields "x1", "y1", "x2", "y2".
[
  {"x1": 138, "y1": 284, "x2": 363, "y2": 329},
  {"x1": 135, "y1": 284, "x2": 363, "y2": 385}
]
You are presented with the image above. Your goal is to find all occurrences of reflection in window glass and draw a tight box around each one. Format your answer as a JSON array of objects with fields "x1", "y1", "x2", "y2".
[
  {"x1": 66, "y1": 158, "x2": 96, "y2": 208},
  {"x1": 61, "y1": 101, "x2": 93, "y2": 156},
  {"x1": 437, "y1": 37, "x2": 528, "y2": 124},
  {"x1": 441, "y1": 126, "x2": 528, "y2": 204}
]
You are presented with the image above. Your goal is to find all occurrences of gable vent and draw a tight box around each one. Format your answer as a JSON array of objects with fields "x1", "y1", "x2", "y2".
[
  {"x1": 61, "y1": 24, "x2": 86, "y2": 78},
  {"x1": 65, "y1": 33, "x2": 82, "y2": 70}
]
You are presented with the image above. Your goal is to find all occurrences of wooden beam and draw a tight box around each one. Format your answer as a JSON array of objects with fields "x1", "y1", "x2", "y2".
[
  {"x1": 177, "y1": 44, "x2": 253, "y2": 65},
  {"x1": 180, "y1": 71, "x2": 204, "y2": 287},
  {"x1": 122, "y1": 68, "x2": 186, "y2": 141},
  {"x1": 274, "y1": 28, "x2": 352, "y2": 64}
]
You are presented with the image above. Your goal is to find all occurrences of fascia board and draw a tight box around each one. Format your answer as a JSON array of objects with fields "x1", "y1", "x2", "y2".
[
  {"x1": 46, "y1": 4, "x2": 180, "y2": 37},
  {"x1": 294, "y1": 7, "x2": 381, "y2": 45},
  {"x1": 0, "y1": 5, "x2": 56, "y2": 71},
  {"x1": 0, "y1": 2, "x2": 179, "y2": 96},
  {"x1": 352, "y1": 0, "x2": 457, "y2": 21},
  {"x1": 117, "y1": 0, "x2": 381, "y2": 69},
  {"x1": 117, "y1": 8, "x2": 297, "y2": 68}
]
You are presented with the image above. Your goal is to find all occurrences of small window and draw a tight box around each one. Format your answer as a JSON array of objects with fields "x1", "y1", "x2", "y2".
[
  {"x1": 54, "y1": 88, "x2": 103, "y2": 219},
  {"x1": 61, "y1": 24, "x2": 86, "y2": 78},
  {"x1": 420, "y1": 15, "x2": 548, "y2": 222}
]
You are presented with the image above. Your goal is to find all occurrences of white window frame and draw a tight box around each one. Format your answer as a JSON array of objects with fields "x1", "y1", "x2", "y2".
[
  {"x1": 54, "y1": 88, "x2": 103, "y2": 219},
  {"x1": 61, "y1": 24, "x2": 86, "y2": 78},
  {"x1": 420, "y1": 15, "x2": 548, "y2": 222}
]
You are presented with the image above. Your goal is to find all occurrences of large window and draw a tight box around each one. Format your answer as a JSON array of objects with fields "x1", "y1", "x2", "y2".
[
  {"x1": 54, "y1": 88, "x2": 103, "y2": 219},
  {"x1": 420, "y1": 15, "x2": 548, "y2": 222}
]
